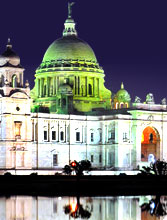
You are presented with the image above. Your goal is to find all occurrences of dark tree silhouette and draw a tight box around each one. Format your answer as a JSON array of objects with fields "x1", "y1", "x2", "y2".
[
  {"x1": 141, "y1": 196, "x2": 167, "y2": 217},
  {"x1": 140, "y1": 160, "x2": 167, "y2": 175},
  {"x1": 63, "y1": 160, "x2": 91, "y2": 176}
]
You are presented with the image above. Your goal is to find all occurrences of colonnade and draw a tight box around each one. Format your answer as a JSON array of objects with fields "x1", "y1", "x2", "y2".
[{"x1": 36, "y1": 75, "x2": 100, "y2": 98}]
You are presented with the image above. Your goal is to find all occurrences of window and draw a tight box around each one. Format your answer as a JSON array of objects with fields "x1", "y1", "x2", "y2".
[
  {"x1": 111, "y1": 132, "x2": 115, "y2": 140},
  {"x1": 76, "y1": 132, "x2": 80, "y2": 142},
  {"x1": 91, "y1": 155, "x2": 94, "y2": 163},
  {"x1": 99, "y1": 132, "x2": 102, "y2": 142},
  {"x1": 120, "y1": 103, "x2": 124, "y2": 108},
  {"x1": 149, "y1": 133, "x2": 153, "y2": 143},
  {"x1": 12, "y1": 75, "x2": 17, "y2": 88},
  {"x1": 53, "y1": 201, "x2": 57, "y2": 213},
  {"x1": 62, "y1": 98, "x2": 66, "y2": 106},
  {"x1": 99, "y1": 154, "x2": 102, "y2": 163},
  {"x1": 123, "y1": 132, "x2": 127, "y2": 141},
  {"x1": 52, "y1": 131, "x2": 56, "y2": 140},
  {"x1": 44, "y1": 131, "x2": 47, "y2": 141},
  {"x1": 91, "y1": 133, "x2": 94, "y2": 142},
  {"x1": 88, "y1": 84, "x2": 92, "y2": 95},
  {"x1": 15, "y1": 121, "x2": 22, "y2": 138},
  {"x1": 53, "y1": 154, "x2": 58, "y2": 166},
  {"x1": 60, "y1": 131, "x2": 64, "y2": 141}
]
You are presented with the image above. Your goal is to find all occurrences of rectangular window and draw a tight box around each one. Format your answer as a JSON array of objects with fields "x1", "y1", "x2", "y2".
[
  {"x1": 76, "y1": 132, "x2": 80, "y2": 142},
  {"x1": 91, "y1": 133, "x2": 94, "y2": 142},
  {"x1": 53, "y1": 154, "x2": 58, "y2": 166},
  {"x1": 60, "y1": 131, "x2": 64, "y2": 141},
  {"x1": 91, "y1": 155, "x2": 94, "y2": 163},
  {"x1": 52, "y1": 131, "x2": 56, "y2": 140},
  {"x1": 53, "y1": 201, "x2": 57, "y2": 213},
  {"x1": 44, "y1": 130, "x2": 47, "y2": 141},
  {"x1": 111, "y1": 132, "x2": 115, "y2": 140},
  {"x1": 99, "y1": 154, "x2": 102, "y2": 163},
  {"x1": 15, "y1": 121, "x2": 22, "y2": 138},
  {"x1": 123, "y1": 132, "x2": 127, "y2": 141},
  {"x1": 99, "y1": 132, "x2": 102, "y2": 142}
]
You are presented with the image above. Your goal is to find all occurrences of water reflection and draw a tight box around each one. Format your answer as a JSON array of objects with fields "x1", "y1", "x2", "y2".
[{"x1": 0, "y1": 195, "x2": 166, "y2": 219}]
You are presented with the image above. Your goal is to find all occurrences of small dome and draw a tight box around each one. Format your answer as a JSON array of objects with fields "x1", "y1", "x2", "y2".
[
  {"x1": 115, "y1": 82, "x2": 131, "y2": 102},
  {"x1": 59, "y1": 84, "x2": 72, "y2": 94},
  {"x1": 42, "y1": 36, "x2": 97, "y2": 64},
  {"x1": 0, "y1": 39, "x2": 20, "y2": 66}
]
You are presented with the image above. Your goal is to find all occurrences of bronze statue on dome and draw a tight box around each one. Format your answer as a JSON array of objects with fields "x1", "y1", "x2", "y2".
[{"x1": 68, "y1": 2, "x2": 75, "y2": 18}]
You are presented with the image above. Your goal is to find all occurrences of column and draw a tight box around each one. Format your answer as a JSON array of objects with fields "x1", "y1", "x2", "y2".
[
  {"x1": 56, "y1": 77, "x2": 59, "y2": 94},
  {"x1": 78, "y1": 76, "x2": 80, "y2": 95},
  {"x1": 93, "y1": 77, "x2": 95, "y2": 97},
  {"x1": 86, "y1": 77, "x2": 88, "y2": 96},
  {"x1": 73, "y1": 76, "x2": 76, "y2": 95},
  {"x1": 37, "y1": 79, "x2": 40, "y2": 97},
  {"x1": 53, "y1": 77, "x2": 56, "y2": 95},
  {"x1": 46, "y1": 77, "x2": 49, "y2": 97},
  {"x1": 98, "y1": 78, "x2": 100, "y2": 97},
  {"x1": 39, "y1": 78, "x2": 42, "y2": 97}
]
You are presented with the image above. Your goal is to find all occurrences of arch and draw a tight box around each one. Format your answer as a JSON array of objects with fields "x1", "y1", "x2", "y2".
[
  {"x1": 12, "y1": 75, "x2": 17, "y2": 88},
  {"x1": 125, "y1": 102, "x2": 128, "y2": 108},
  {"x1": 141, "y1": 126, "x2": 160, "y2": 162},
  {"x1": 115, "y1": 102, "x2": 119, "y2": 109}
]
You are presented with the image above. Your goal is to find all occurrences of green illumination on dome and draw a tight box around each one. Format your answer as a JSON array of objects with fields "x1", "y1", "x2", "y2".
[
  {"x1": 31, "y1": 3, "x2": 112, "y2": 114},
  {"x1": 42, "y1": 36, "x2": 97, "y2": 63}
]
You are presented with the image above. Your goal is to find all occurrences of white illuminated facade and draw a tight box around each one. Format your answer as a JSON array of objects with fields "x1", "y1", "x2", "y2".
[{"x1": 0, "y1": 10, "x2": 167, "y2": 175}]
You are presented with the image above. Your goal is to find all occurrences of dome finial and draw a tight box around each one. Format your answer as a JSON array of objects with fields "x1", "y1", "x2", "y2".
[
  {"x1": 68, "y1": 2, "x2": 75, "y2": 19},
  {"x1": 7, "y1": 38, "x2": 12, "y2": 49},
  {"x1": 121, "y1": 82, "x2": 124, "y2": 89},
  {"x1": 63, "y1": 2, "x2": 77, "y2": 37}
]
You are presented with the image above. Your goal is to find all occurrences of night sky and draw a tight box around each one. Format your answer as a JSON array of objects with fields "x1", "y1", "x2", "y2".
[{"x1": 1, "y1": 0, "x2": 167, "y2": 103}]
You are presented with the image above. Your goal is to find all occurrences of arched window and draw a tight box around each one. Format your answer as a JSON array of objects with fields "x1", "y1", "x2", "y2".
[
  {"x1": 88, "y1": 84, "x2": 92, "y2": 95},
  {"x1": 120, "y1": 103, "x2": 124, "y2": 108},
  {"x1": 12, "y1": 75, "x2": 17, "y2": 88},
  {"x1": 125, "y1": 103, "x2": 128, "y2": 108},
  {"x1": 149, "y1": 133, "x2": 153, "y2": 143},
  {"x1": 115, "y1": 102, "x2": 119, "y2": 109},
  {"x1": 62, "y1": 98, "x2": 66, "y2": 107}
]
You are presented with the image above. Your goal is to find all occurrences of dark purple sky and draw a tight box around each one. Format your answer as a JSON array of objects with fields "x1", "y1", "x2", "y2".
[{"x1": 1, "y1": 0, "x2": 167, "y2": 103}]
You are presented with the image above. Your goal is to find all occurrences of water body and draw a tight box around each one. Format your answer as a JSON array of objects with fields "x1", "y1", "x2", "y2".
[{"x1": 0, "y1": 195, "x2": 166, "y2": 219}]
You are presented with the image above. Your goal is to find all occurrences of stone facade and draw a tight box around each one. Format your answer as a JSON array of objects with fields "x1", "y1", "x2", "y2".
[{"x1": 0, "y1": 8, "x2": 167, "y2": 174}]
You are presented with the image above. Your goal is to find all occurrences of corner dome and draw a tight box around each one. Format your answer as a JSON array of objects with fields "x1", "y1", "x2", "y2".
[
  {"x1": 115, "y1": 82, "x2": 131, "y2": 102},
  {"x1": 42, "y1": 36, "x2": 97, "y2": 64},
  {"x1": 0, "y1": 39, "x2": 20, "y2": 66}
]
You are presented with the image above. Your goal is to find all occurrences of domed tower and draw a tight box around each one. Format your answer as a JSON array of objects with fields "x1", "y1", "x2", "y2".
[
  {"x1": 31, "y1": 3, "x2": 111, "y2": 113},
  {"x1": 113, "y1": 82, "x2": 131, "y2": 109},
  {"x1": 0, "y1": 39, "x2": 24, "y2": 89}
]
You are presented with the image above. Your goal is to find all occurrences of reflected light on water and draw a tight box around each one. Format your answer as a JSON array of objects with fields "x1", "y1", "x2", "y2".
[{"x1": 1, "y1": 195, "x2": 167, "y2": 219}]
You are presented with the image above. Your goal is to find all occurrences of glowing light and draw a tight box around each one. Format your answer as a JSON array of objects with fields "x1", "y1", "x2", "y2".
[
  {"x1": 70, "y1": 202, "x2": 77, "y2": 212},
  {"x1": 71, "y1": 161, "x2": 76, "y2": 167}
]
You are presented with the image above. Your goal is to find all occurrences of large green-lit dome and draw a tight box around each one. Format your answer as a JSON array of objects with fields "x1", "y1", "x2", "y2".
[{"x1": 42, "y1": 36, "x2": 97, "y2": 63}]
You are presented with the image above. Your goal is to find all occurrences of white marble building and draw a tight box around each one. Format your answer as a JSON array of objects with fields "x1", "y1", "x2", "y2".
[{"x1": 0, "y1": 6, "x2": 167, "y2": 174}]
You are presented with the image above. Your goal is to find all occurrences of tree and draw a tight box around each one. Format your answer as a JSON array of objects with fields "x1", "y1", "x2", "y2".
[
  {"x1": 141, "y1": 196, "x2": 167, "y2": 217},
  {"x1": 63, "y1": 160, "x2": 91, "y2": 176},
  {"x1": 140, "y1": 160, "x2": 167, "y2": 175}
]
